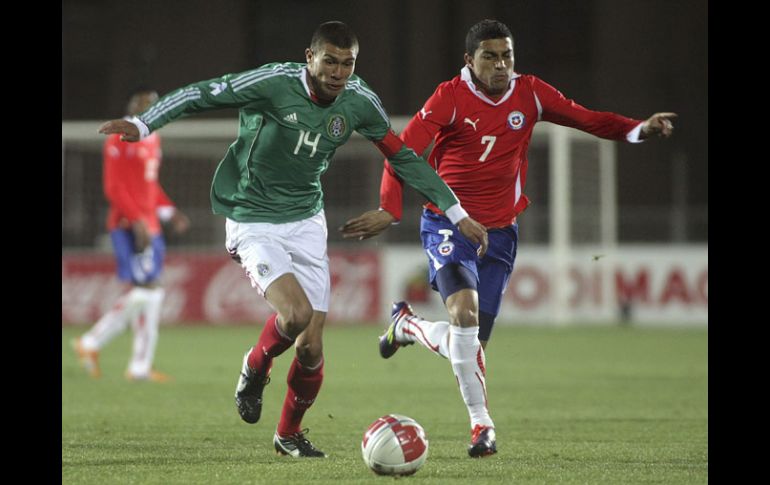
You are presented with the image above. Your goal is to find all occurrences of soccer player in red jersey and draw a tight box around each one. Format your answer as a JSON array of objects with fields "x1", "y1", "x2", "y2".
[
  {"x1": 73, "y1": 88, "x2": 189, "y2": 382},
  {"x1": 342, "y1": 19, "x2": 676, "y2": 457}
]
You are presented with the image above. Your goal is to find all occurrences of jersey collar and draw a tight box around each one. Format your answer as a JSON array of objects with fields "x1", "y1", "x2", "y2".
[
  {"x1": 460, "y1": 66, "x2": 520, "y2": 106},
  {"x1": 301, "y1": 68, "x2": 313, "y2": 98}
]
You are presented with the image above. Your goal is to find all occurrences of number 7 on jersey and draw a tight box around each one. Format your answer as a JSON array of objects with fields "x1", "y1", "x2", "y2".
[{"x1": 479, "y1": 135, "x2": 496, "y2": 162}]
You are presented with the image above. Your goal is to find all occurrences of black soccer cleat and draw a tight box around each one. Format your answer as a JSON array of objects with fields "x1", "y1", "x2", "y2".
[
  {"x1": 468, "y1": 425, "x2": 497, "y2": 458},
  {"x1": 274, "y1": 429, "x2": 327, "y2": 458},
  {"x1": 378, "y1": 301, "x2": 415, "y2": 359},
  {"x1": 234, "y1": 349, "x2": 271, "y2": 424}
]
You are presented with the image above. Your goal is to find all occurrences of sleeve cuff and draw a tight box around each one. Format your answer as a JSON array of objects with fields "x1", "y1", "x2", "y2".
[
  {"x1": 157, "y1": 206, "x2": 176, "y2": 222},
  {"x1": 128, "y1": 116, "x2": 151, "y2": 140},
  {"x1": 626, "y1": 123, "x2": 644, "y2": 143},
  {"x1": 445, "y1": 204, "x2": 469, "y2": 225}
]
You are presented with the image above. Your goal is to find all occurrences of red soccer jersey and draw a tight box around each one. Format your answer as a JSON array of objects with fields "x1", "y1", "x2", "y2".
[
  {"x1": 380, "y1": 67, "x2": 642, "y2": 228},
  {"x1": 103, "y1": 132, "x2": 173, "y2": 235}
]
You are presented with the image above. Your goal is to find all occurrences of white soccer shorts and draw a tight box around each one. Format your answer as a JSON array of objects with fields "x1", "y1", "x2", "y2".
[{"x1": 225, "y1": 211, "x2": 330, "y2": 312}]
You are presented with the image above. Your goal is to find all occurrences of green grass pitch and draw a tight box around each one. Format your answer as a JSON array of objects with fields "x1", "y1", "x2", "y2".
[{"x1": 62, "y1": 324, "x2": 707, "y2": 484}]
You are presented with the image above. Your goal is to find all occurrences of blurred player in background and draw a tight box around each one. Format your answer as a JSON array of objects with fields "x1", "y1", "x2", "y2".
[
  {"x1": 341, "y1": 19, "x2": 676, "y2": 457},
  {"x1": 97, "y1": 22, "x2": 487, "y2": 458},
  {"x1": 72, "y1": 88, "x2": 190, "y2": 382}
]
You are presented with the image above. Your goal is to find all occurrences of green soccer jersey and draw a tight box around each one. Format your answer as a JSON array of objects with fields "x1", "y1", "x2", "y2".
[{"x1": 138, "y1": 62, "x2": 460, "y2": 223}]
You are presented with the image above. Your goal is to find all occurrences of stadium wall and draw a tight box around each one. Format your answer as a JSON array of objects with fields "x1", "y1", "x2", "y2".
[
  {"x1": 382, "y1": 245, "x2": 707, "y2": 326},
  {"x1": 62, "y1": 245, "x2": 707, "y2": 326}
]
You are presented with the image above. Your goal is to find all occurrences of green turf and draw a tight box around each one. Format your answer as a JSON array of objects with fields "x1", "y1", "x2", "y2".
[{"x1": 62, "y1": 324, "x2": 707, "y2": 484}]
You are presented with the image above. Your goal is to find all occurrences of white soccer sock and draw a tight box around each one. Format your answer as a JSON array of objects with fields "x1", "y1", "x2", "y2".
[
  {"x1": 449, "y1": 325, "x2": 494, "y2": 429},
  {"x1": 399, "y1": 315, "x2": 450, "y2": 359},
  {"x1": 128, "y1": 287, "x2": 165, "y2": 377},
  {"x1": 80, "y1": 288, "x2": 147, "y2": 351}
]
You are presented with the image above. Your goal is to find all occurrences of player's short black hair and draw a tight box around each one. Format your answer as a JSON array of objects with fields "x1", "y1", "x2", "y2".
[
  {"x1": 465, "y1": 19, "x2": 513, "y2": 55},
  {"x1": 310, "y1": 21, "x2": 359, "y2": 52}
]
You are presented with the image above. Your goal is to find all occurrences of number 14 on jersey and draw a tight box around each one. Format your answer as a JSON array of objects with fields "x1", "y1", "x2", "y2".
[{"x1": 294, "y1": 130, "x2": 321, "y2": 158}]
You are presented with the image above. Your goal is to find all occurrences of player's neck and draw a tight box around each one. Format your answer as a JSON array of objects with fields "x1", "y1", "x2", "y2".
[
  {"x1": 470, "y1": 72, "x2": 505, "y2": 102},
  {"x1": 482, "y1": 90, "x2": 504, "y2": 102},
  {"x1": 477, "y1": 84, "x2": 505, "y2": 102}
]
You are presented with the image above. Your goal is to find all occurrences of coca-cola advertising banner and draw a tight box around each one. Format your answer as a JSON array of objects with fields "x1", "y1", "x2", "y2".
[
  {"x1": 63, "y1": 245, "x2": 707, "y2": 326},
  {"x1": 62, "y1": 250, "x2": 380, "y2": 325}
]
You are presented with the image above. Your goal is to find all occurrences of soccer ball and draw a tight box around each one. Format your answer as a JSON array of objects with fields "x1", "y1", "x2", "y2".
[{"x1": 361, "y1": 414, "x2": 429, "y2": 476}]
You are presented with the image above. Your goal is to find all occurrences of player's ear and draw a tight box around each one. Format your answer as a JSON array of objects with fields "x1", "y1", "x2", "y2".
[
  {"x1": 463, "y1": 53, "x2": 473, "y2": 68},
  {"x1": 305, "y1": 48, "x2": 314, "y2": 63}
]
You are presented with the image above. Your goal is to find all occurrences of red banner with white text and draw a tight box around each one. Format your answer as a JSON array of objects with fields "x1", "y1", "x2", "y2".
[{"x1": 62, "y1": 250, "x2": 380, "y2": 325}]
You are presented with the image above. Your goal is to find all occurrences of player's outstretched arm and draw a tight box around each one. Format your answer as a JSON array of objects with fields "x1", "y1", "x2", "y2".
[
  {"x1": 640, "y1": 112, "x2": 678, "y2": 139},
  {"x1": 340, "y1": 209, "x2": 396, "y2": 240},
  {"x1": 98, "y1": 119, "x2": 140, "y2": 142}
]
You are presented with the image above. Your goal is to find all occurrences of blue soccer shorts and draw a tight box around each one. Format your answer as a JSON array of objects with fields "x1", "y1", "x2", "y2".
[
  {"x1": 111, "y1": 228, "x2": 166, "y2": 285},
  {"x1": 420, "y1": 209, "x2": 518, "y2": 318}
]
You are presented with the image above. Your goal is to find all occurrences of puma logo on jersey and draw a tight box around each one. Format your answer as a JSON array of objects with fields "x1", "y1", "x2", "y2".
[
  {"x1": 464, "y1": 118, "x2": 480, "y2": 131},
  {"x1": 209, "y1": 82, "x2": 228, "y2": 96},
  {"x1": 283, "y1": 112, "x2": 298, "y2": 123},
  {"x1": 420, "y1": 108, "x2": 433, "y2": 120}
]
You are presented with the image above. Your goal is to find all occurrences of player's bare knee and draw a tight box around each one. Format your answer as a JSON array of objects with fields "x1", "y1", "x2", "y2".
[
  {"x1": 448, "y1": 305, "x2": 479, "y2": 327},
  {"x1": 281, "y1": 304, "x2": 314, "y2": 336},
  {"x1": 295, "y1": 341, "x2": 323, "y2": 365}
]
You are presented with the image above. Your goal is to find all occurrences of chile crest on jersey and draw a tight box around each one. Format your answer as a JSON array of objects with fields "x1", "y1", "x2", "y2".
[{"x1": 507, "y1": 111, "x2": 525, "y2": 130}]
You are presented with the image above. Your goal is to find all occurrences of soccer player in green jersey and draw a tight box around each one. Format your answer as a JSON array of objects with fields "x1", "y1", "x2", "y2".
[{"x1": 99, "y1": 21, "x2": 488, "y2": 458}]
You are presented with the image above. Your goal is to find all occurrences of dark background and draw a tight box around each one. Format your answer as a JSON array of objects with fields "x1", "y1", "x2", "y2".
[{"x1": 62, "y1": 0, "x2": 707, "y2": 242}]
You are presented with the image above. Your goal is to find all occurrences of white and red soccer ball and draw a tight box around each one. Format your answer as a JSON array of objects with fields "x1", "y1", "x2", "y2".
[{"x1": 361, "y1": 414, "x2": 429, "y2": 476}]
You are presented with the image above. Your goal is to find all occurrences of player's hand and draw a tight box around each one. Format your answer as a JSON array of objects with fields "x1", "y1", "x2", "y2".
[
  {"x1": 640, "y1": 112, "x2": 677, "y2": 139},
  {"x1": 457, "y1": 217, "x2": 488, "y2": 258},
  {"x1": 132, "y1": 220, "x2": 151, "y2": 252},
  {"x1": 170, "y1": 210, "x2": 191, "y2": 234},
  {"x1": 98, "y1": 119, "x2": 141, "y2": 142},
  {"x1": 340, "y1": 209, "x2": 396, "y2": 240}
]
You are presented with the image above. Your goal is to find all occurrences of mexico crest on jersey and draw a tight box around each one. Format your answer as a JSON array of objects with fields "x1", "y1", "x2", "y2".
[
  {"x1": 327, "y1": 114, "x2": 347, "y2": 138},
  {"x1": 507, "y1": 111, "x2": 525, "y2": 130},
  {"x1": 257, "y1": 262, "x2": 271, "y2": 277}
]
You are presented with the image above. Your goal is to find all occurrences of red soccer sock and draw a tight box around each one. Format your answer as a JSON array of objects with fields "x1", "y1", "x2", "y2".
[
  {"x1": 247, "y1": 313, "x2": 294, "y2": 374},
  {"x1": 276, "y1": 356, "x2": 324, "y2": 437}
]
